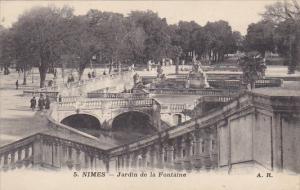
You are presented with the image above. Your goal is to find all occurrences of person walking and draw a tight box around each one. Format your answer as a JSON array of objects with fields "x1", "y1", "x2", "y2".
[
  {"x1": 88, "y1": 72, "x2": 91, "y2": 79},
  {"x1": 45, "y1": 95, "x2": 51, "y2": 110},
  {"x1": 30, "y1": 96, "x2": 37, "y2": 111},
  {"x1": 38, "y1": 94, "x2": 45, "y2": 111},
  {"x1": 16, "y1": 80, "x2": 19, "y2": 89},
  {"x1": 91, "y1": 71, "x2": 96, "y2": 78}
]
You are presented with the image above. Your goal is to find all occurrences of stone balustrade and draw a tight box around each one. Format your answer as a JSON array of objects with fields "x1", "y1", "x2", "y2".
[
  {"x1": 0, "y1": 133, "x2": 107, "y2": 171},
  {"x1": 57, "y1": 96, "x2": 81, "y2": 103},
  {"x1": 255, "y1": 79, "x2": 283, "y2": 88},
  {"x1": 23, "y1": 69, "x2": 133, "y2": 97},
  {"x1": 208, "y1": 78, "x2": 283, "y2": 89},
  {"x1": 23, "y1": 90, "x2": 59, "y2": 99},
  {"x1": 0, "y1": 136, "x2": 35, "y2": 171},
  {"x1": 57, "y1": 98, "x2": 156, "y2": 110},
  {"x1": 160, "y1": 103, "x2": 190, "y2": 114},
  {"x1": 149, "y1": 88, "x2": 239, "y2": 96},
  {"x1": 87, "y1": 92, "x2": 150, "y2": 99},
  {"x1": 196, "y1": 96, "x2": 234, "y2": 104}
]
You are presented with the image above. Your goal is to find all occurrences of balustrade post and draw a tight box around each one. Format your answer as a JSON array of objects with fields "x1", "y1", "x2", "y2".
[
  {"x1": 174, "y1": 138, "x2": 184, "y2": 170},
  {"x1": 130, "y1": 152, "x2": 138, "y2": 170},
  {"x1": 94, "y1": 154, "x2": 101, "y2": 170},
  {"x1": 24, "y1": 146, "x2": 30, "y2": 167},
  {"x1": 16, "y1": 149, "x2": 22, "y2": 168},
  {"x1": 89, "y1": 156, "x2": 95, "y2": 170},
  {"x1": 201, "y1": 128, "x2": 213, "y2": 171},
  {"x1": 156, "y1": 144, "x2": 165, "y2": 169},
  {"x1": 183, "y1": 134, "x2": 194, "y2": 172},
  {"x1": 32, "y1": 135, "x2": 43, "y2": 168},
  {"x1": 10, "y1": 151, "x2": 16, "y2": 170},
  {"x1": 192, "y1": 130, "x2": 203, "y2": 171},
  {"x1": 141, "y1": 149, "x2": 148, "y2": 170},
  {"x1": 166, "y1": 143, "x2": 175, "y2": 169},
  {"x1": 149, "y1": 146, "x2": 157, "y2": 169},
  {"x1": 3, "y1": 154, "x2": 8, "y2": 171},
  {"x1": 125, "y1": 154, "x2": 130, "y2": 169},
  {"x1": 75, "y1": 149, "x2": 81, "y2": 171}
]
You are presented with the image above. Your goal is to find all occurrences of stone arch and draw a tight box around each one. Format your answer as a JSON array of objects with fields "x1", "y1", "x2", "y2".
[
  {"x1": 61, "y1": 113, "x2": 101, "y2": 130},
  {"x1": 173, "y1": 114, "x2": 183, "y2": 125},
  {"x1": 111, "y1": 110, "x2": 157, "y2": 134}
]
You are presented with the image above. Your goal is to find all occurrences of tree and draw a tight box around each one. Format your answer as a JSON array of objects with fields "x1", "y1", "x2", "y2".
[
  {"x1": 202, "y1": 20, "x2": 236, "y2": 62},
  {"x1": 262, "y1": 0, "x2": 300, "y2": 73},
  {"x1": 172, "y1": 21, "x2": 201, "y2": 61},
  {"x1": 239, "y1": 52, "x2": 267, "y2": 89},
  {"x1": 11, "y1": 6, "x2": 74, "y2": 87},
  {"x1": 0, "y1": 27, "x2": 15, "y2": 74},
  {"x1": 63, "y1": 15, "x2": 103, "y2": 80},
  {"x1": 245, "y1": 21, "x2": 275, "y2": 57},
  {"x1": 128, "y1": 11, "x2": 174, "y2": 63}
]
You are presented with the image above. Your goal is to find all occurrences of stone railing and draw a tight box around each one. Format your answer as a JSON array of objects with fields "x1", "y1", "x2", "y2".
[
  {"x1": 57, "y1": 96, "x2": 81, "y2": 103},
  {"x1": 23, "y1": 89, "x2": 59, "y2": 99},
  {"x1": 0, "y1": 133, "x2": 107, "y2": 171},
  {"x1": 63, "y1": 70, "x2": 132, "y2": 89},
  {"x1": 208, "y1": 78, "x2": 283, "y2": 89},
  {"x1": 109, "y1": 99, "x2": 154, "y2": 109},
  {"x1": 87, "y1": 92, "x2": 150, "y2": 99},
  {"x1": 148, "y1": 88, "x2": 240, "y2": 96},
  {"x1": 160, "y1": 103, "x2": 196, "y2": 114},
  {"x1": 196, "y1": 95, "x2": 234, "y2": 104},
  {"x1": 208, "y1": 80, "x2": 244, "y2": 89},
  {"x1": 0, "y1": 135, "x2": 35, "y2": 171},
  {"x1": 23, "y1": 69, "x2": 133, "y2": 97},
  {"x1": 57, "y1": 98, "x2": 156, "y2": 110},
  {"x1": 255, "y1": 79, "x2": 283, "y2": 88},
  {"x1": 203, "y1": 66, "x2": 240, "y2": 72}
]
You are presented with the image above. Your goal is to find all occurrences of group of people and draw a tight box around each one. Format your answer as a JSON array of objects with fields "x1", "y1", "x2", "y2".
[
  {"x1": 30, "y1": 94, "x2": 51, "y2": 111},
  {"x1": 87, "y1": 71, "x2": 96, "y2": 79},
  {"x1": 67, "y1": 74, "x2": 75, "y2": 83}
]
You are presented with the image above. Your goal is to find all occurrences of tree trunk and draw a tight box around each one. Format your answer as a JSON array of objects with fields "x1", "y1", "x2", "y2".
[
  {"x1": 39, "y1": 65, "x2": 47, "y2": 88},
  {"x1": 23, "y1": 70, "x2": 27, "y2": 85},
  {"x1": 290, "y1": 23, "x2": 300, "y2": 73},
  {"x1": 250, "y1": 81, "x2": 255, "y2": 90}
]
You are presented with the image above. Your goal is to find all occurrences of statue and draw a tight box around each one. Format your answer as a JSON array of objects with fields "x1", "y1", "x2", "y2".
[
  {"x1": 157, "y1": 64, "x2": 164, "y2": 78},
  {"x1": 187, "y1": 54, "x2": 210, "y2": 88},
  {"x1": 133, "y1": 73, "x2": 141, "y2": 85},
  {"x1": 133, "y1": 73, "x2": 144, "y2": 90}
]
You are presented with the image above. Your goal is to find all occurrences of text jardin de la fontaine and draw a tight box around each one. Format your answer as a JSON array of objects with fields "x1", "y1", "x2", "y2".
[{"x1": 74, "y1": 171, "x2": 187, "y2": 178}]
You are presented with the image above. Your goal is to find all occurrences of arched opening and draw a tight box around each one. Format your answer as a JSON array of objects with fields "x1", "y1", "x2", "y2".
[
  {"x1": 61, "y1": 114, "x2": 101, "y2": 131},
  {"x1": 173, "y1": 114, "x2": 182, "y2": 125},
  {"x1": 112, "y1": 111, "x2": 157, "y2": 136}
]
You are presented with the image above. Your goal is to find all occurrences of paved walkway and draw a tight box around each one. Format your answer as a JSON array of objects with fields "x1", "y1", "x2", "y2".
[{"x1": 0, "y1": 72, "x2": 50, "y2": 146}]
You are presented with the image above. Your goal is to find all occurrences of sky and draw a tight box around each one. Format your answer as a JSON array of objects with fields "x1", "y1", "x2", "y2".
[{"x1": 0, "y1": 0, "x2": 279, "y2": 35}]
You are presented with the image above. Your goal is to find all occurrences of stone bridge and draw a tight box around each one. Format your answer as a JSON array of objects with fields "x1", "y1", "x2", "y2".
[
  {"x1": 51, "y1": 98, "x2": 162, "y2": 131},
  {"x1": 1, "y1": 91, "x2": 299, "y2": 173}
]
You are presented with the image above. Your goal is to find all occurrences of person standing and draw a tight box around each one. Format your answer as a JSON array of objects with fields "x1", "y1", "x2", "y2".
[
  {"x1": 45, "y1": 95, "x2": 51, "y2": 110},
  {"x1": 30, "y1": 96, "x2": 37, "y2": 111},
  {"x1": 16, "y1": 80, "x2": 19, "y2": 89},
  {"x1": 38, "y1": 94, "x2": 45, "y2": 111}
]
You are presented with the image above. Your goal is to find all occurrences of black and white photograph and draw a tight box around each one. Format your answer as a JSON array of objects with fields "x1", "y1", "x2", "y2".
[{"x1": 0, "y1": 0, "x2": 299, "y2": 189}]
